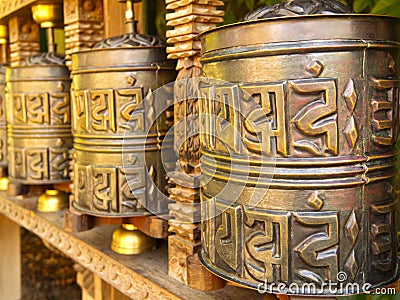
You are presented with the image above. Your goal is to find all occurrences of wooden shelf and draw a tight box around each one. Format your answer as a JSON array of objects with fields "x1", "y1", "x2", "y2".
[{"x1": 0, "y1": 192, "x2": 264, "y2": 300}]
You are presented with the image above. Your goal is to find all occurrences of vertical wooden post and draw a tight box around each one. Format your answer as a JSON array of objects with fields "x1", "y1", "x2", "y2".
[
  {"x1": 102, "y1": 0, "x2": 147, "y2": 38},
  {"x1": 8, "y1": 15, "x2": 40, "y2": 67},
  {"x1": 165, "y1": 0, "x2": 224, "y2": 288},
  {"x1": 0, "y1": 214, "x2": 21, "y2": 300},
  {"x1": 63, "y1": 0, "x2": 105, "y2": 69}
]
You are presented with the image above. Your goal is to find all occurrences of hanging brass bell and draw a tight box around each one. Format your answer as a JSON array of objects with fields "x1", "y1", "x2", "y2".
[
  {"x1": 111, "y1": 224, "x2": 157, "y2": 255},
  {"x1": 37, "y1": 189, "x2": 68, "y2": 212}
]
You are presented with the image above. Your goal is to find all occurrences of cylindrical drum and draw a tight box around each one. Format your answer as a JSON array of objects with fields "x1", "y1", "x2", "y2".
[
  {"x1": 0, "y1": 67, "x2": 7, "y2": 169},
  {"x1": 71, "y1": 41, "x2": 176, "y2": 217},
  {"x1": 198, "y1": 9, "x2": 400, "y2": 295},
  {"x1": 6, "y1": 56, "x2": 72, "y2": 184}
]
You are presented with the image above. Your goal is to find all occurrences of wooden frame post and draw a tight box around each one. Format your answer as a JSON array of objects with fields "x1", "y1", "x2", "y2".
[{"x1": 0, "y1": 214, "x2": 21, "y2": 300}]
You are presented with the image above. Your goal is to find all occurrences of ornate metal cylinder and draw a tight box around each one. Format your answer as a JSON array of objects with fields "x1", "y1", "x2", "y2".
[
  {"x1": 198, "y1": 10, "x2": 400, "y2": 295},
  {"x1": 70, "y1": 39, "x2": 175, "y2": 217},
  {"x1": 0, "y1": 67, "x2": 7, "y2": 170},
  {"x1": 6, "y1": 56, "x2": 72, "y2": 184}
]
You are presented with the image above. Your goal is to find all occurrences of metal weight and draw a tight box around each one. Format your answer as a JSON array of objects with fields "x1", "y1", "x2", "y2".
[{"x1": 198, "y1": 0, "x2": 400, "y2": 295}]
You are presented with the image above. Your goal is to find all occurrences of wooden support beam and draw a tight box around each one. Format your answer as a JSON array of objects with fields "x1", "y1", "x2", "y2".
[
  {"x1": 0, "y1": 214, "x2": 21, "y2": 300},
  {"x1": 8, "y1": 14, "x2": 40, "y2": 67}
]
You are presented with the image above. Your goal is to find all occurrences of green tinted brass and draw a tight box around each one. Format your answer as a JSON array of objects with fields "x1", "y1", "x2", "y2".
[{"x1": 199, "y1": 9, "x2": 400, "y2": 295}]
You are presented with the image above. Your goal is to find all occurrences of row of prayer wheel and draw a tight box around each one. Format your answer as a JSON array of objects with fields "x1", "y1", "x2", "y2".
[
  {"x1": 4, "y1": 1, "x2": 175, "y2": 218},
  {"x1": 0, "y1": 0, "x2": 399, "y2": 296}
]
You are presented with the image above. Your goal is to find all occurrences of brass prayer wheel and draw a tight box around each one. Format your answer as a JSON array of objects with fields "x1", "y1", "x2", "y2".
[
  {"x1": 6, "y1": 58, "x2": 72, "y2": 184},
  {"x1": 70, "y1": 4, "x2": 175, "y2": 217},
  {"x1": 6, "y1": 4, "x2": 71, "y2": 185},
  {"x1": 198, "y1": 0, "x2": 400, "y2": 295}
]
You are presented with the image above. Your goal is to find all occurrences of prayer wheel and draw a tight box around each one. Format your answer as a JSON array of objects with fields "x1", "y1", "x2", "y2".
[
  {"x1": 198, "y1": 0, "x2": 400, "y2": 295},
  {"x1": 6, "y1": 55, "x2": 72, "y2": 184},
  {"x1": 70, "y1": 2, "x2": 175, "y2": 217},
  {"x1": 6, "y1": 4, "x2": 72, "y2": 186}
]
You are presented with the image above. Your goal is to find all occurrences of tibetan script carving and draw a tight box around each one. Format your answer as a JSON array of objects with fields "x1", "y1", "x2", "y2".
[{"x1": 72, "y1": 87, "x2": 145, "y2": 134}]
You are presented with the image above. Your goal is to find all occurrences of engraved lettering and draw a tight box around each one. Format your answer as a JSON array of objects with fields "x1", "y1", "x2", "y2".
[
  {"x1": 72, "y1": 90, "x2": 88, "y2": 132},
  {"x1": 371, "y1": 201, "x2": 396, "y2": 271},
  {"x1": 371, "y1": 78, "x2": 400, "y2": 146},
  {"x1": 28, "y1": 148, "x2": 49, "y2": 180},
  {"x1": 90, "y1": 89, "x2": 116, "y2": 132},
  {"x1": 117, "y1": 88, "x2": 144, "y2": 132},
  {"x1": 51, "y1": 92, "x2": 70, "y2": 124},
  {"x1": 244, "y1": 207, "x2": 289, "y2": 282},
  {"x1": 215, "y1": 202, "x2": 242, "y2": 274},
  {"x1": 292, "y1": 79, "x2": 338, "y2": 155},
  {"x1": 93, "y1": 167, "x2": 117, "y2": 211},
  {"x1": 294, "y1": 212, "x2": 339, "y2": 281},
  {"x1": 215, "y1": 85, "x2": 242, "y2": 153},
  {"x1": 13, "y1": 93, "x2": 27, "y2": 124},
  {"x1": 27, "y1": 93, "x2": 50, "y2": 124},
  {"x1": 243, "y1": 83, "x2": 287, "y2": 156}
]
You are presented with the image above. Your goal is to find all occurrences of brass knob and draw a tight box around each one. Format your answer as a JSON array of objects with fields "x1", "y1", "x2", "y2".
[
  {"x1": 0, "y1": 25, "x2": 8, "y2": 45},
  {"x1": 0, "y1": 177, "x2": 9, "y2": 191},
  {"x1": 31, "y1": 4, "x2": 63, "y2": 28},
  {"x1": 31, "y1": 4, "x2": 62, "y2": 54},
  {"x1": 118, "y1": 0, "x2": 141, "y2": 34}
]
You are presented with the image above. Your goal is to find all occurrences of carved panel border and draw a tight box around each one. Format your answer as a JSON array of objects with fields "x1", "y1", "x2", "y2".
[{"x1": 0, "y1": 193, "x2": 180, "y2": 300}]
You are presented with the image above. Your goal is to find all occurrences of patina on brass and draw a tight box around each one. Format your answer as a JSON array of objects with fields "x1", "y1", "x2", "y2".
[
  {"x1": 198, "y1": 0, "x2": 400, "y2": 295},
  {"x1": 70, "y1": 0, "x2": 175, "y2": 217},
  {"x1": 7, "y1": 4, "x2": 72, "y2": 185},
  {"x1": 37, "y1": 189, "x2": 68, "y2": 212},
  {"x1": 111, "y1": 223, "x2": 158, "y2": 255}
]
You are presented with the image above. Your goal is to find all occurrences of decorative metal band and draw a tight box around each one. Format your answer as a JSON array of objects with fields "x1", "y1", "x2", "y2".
[
  {"x1": 242, "y1": 0, "x2": 352, "y2": 20},
  {"x1": 94, "y1": 33, "x2": 165, "y2": 48},
  {"x1": 201, "y1": 40, "x2": 400, "y2": 63}
]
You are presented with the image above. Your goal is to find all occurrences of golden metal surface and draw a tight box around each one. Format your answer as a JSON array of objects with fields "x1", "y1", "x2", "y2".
[
  {"x1": 6, "y1": 63, "x2": 72, "y2": 185},
  {"x1": 198, "y1": 3, "x2": 400, "y2": 295},
  {"x1": 0, "y1": 177, "x2": 9, "y2": 191},
  {"x1": 0, "y1": 25, "x2": 7, "y2": 44},
  {"x1": 37, "y1": 189, "x2": 68, "y2": 212},
  {"x1": 31, "y1": 4, "x2": 63, "y2": 28},
  {"x1": 111, "y1": 223, "x2": 157, "y2": 255},
  {"x1": 70, "y1": 47, "x2": 175, "y2": 217},
  {"x1": 70, "y1": 0, "x2": 176, "y2": 217}
]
